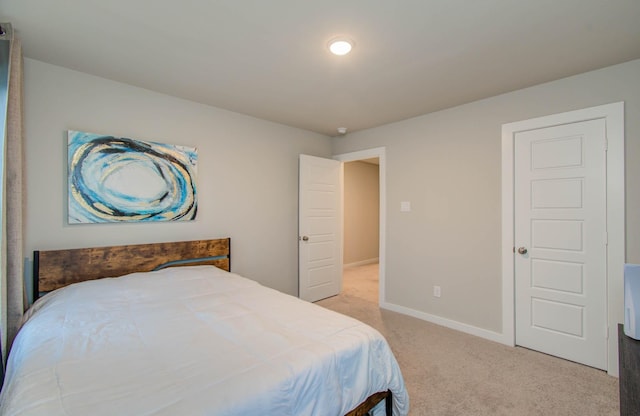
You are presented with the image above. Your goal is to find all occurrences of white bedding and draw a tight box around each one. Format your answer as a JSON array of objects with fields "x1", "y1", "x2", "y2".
[{"x1": 0, "y1": 265, "x2": 408, "y2": 415}]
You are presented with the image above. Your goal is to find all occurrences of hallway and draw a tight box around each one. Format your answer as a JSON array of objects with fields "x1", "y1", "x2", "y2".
[{"x1": 341, "y1": 263, "x2": 379, "y2": 303}]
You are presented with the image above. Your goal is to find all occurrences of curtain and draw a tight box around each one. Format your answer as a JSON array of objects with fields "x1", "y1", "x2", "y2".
[{"x1": 2, "y1": 36, "x2": 24, "y2": 365}]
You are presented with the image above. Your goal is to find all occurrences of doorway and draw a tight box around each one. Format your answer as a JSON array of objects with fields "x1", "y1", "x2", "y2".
[
  {"x1": 334, "y1": 147, "x2": 386, "y2": 305},
  {"x1": 343, "y1": 159, "x2": 380, "y2": 302},
  {"x1": 501, "y1": 102, "x2": 625, "y2": 376}
]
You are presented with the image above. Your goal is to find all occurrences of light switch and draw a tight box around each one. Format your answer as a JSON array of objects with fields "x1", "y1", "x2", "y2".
[{"x1": 400, "y1": 201, "x2": 411, "y2": 212}]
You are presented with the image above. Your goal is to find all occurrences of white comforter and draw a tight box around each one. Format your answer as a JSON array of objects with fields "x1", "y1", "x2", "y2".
[{"x1": 0, "y1": 265, "x2": 408, "y2": 415}]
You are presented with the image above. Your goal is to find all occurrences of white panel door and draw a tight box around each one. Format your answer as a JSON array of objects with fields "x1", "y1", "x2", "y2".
[
  {"x1": 515, "y1": 119, "x2": 607, "y2": 370},
  {"x1": 299, "y1": 154, "x2": 342, "y2": 302}
]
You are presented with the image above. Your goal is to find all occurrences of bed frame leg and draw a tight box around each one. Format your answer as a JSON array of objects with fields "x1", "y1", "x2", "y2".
[{"x1": 385, "y1": 390, "x2": 392, "y2": 416}]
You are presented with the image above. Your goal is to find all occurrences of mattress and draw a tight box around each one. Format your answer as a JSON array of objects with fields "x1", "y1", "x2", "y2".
[{"x1": 0, "y1": 265, "x2": 409, "y2": 415}]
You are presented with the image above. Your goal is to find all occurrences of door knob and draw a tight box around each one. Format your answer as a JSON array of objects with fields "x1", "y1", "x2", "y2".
[
  {"x1": 517, "y1": 247, "x2": 528, "y2": 255},
  {"x1": 301, "y1": 236, "x2": 309, "y2": 241}
]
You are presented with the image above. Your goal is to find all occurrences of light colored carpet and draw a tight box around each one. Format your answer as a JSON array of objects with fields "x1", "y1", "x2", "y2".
[{"x1": 316, "y1": 263, "x2": 619, "y2": 416}]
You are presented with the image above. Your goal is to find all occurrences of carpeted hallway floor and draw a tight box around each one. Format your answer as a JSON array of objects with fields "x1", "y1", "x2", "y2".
[{"x1": 316, "y1": 263, "x2": 619, "y2": 416}]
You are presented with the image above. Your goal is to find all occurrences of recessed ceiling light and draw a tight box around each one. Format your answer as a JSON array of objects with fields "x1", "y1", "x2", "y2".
[{"x1": 328, "y1": 38, "x2": 354, "y2": 56}]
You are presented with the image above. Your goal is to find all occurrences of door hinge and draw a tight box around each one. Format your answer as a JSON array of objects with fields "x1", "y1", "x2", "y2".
[
  {"x1": 604, "y1": 231, "x2": 608, "y2": 246},
  {"x1": 604, "y1": 136, "x2": 608, "y2": 151}
]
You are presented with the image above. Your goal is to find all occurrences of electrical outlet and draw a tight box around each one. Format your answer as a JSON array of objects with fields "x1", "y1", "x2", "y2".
[{"x1": 433, "y1": 285, "x2": 441, "y2": 298}]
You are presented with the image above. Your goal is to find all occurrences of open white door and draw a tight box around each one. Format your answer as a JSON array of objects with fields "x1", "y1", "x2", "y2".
[{"x1": 299, "y1": 154, "x2": 343, "y2": 302}]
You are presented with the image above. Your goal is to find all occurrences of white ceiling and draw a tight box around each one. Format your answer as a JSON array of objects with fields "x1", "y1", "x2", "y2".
[{"x1": 2, "y1": 1, "x2": 640, "y2": 136}]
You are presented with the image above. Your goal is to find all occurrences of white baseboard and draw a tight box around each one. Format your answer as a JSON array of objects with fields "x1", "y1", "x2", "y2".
[
  {"x1": 344, "y1": 258, "x2": 379, "y2": 268},
  {"x1": 380, "y1": 301, "x2": 512, "y2": 346}
]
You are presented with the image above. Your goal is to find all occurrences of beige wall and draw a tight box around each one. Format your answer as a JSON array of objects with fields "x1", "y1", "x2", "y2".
[
  {"x1": 344, "y1": 161, "x2": 379, "y2": 265},
  {"x1": 22, "y1": 56, "x2": 640, "y2": 341},
  {"x1": 23, "y1": 59, "x2": 332, "y2": 299},
  {"x1": 332, "y1": 59, "x2": 640, "y2": 334}
]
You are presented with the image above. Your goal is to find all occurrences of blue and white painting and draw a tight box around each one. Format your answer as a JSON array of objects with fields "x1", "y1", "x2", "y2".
[{"x1": 68, "y1": 130, "x2": 198, "y2": 223}]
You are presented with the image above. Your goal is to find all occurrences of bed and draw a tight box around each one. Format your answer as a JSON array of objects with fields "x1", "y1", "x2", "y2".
[{"x1": 0, "y1": 238, "x2": 409, "y2": 415}]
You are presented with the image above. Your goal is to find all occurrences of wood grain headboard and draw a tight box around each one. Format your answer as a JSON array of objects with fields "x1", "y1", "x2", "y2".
[{"x1": 33, "y1": 238, "x2": 231, "y2": 300}]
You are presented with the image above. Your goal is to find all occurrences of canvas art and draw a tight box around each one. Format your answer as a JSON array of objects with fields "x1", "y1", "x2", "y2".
[{"x1": 68, "y1": 130, "x2": 198, "y2": 223}]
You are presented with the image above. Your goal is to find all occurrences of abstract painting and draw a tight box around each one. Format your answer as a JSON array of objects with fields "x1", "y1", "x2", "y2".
[{"x1": 68, "y1": 130, "x2": 197, "y2": 223}]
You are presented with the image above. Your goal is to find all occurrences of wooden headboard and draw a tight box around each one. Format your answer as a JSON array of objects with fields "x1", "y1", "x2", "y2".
[{"x1": 33, "y1": 238, "x2": 231, "y2": 300}]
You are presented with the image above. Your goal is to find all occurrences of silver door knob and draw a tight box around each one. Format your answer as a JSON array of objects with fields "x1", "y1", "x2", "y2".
[
  {"x1": 517, "y1": 247, "x2": 528, "y2": 255},
  {"x1": 301, "y1": 236, "x2": 309, "y2": 241}
]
